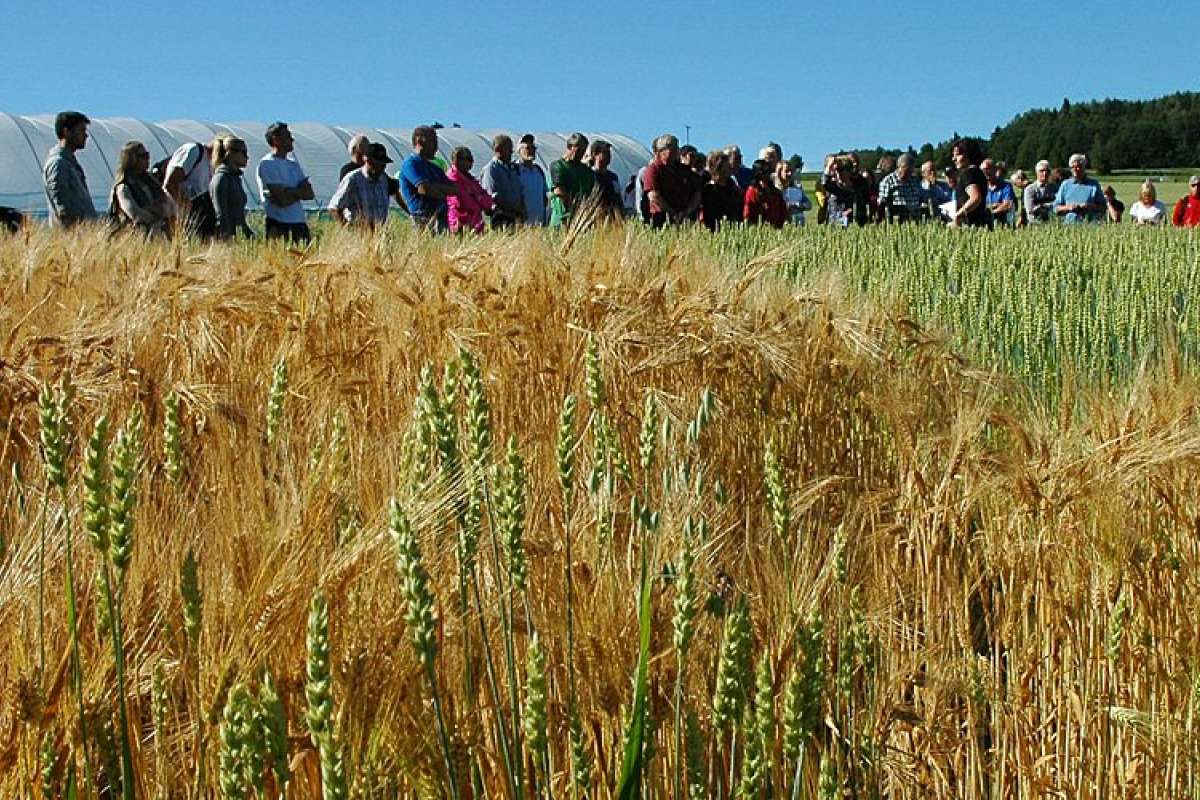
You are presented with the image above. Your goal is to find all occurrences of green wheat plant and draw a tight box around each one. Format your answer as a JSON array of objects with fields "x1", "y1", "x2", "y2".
[
  {"x1": 305, "y1": 591, "x2": 347, "y2": 800},
  {"x1": 390, "y1": 499, "x2": 460, "y2": 800},
  {"x1": 163, "y1": 392, "x2": 184, "y2": 484}
]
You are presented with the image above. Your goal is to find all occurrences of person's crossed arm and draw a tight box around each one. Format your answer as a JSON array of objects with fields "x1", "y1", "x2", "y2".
[{"x1": 264, "y1": 179, "x2": 314, "y2": 207}]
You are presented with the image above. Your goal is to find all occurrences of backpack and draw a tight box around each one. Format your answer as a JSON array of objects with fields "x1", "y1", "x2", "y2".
[{"x1": 151, "y1": 143, "x2": 205, "y2": 189}]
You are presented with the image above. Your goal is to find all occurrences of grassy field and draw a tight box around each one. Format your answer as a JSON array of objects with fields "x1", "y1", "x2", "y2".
[{"x1": 2, "y1": 222, "x2": 1200, "y2": 799}]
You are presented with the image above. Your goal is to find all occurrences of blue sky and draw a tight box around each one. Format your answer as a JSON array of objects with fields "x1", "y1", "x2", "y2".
[{"x1": 3, "y1": 0, "x2": 1196, "y2": 165}]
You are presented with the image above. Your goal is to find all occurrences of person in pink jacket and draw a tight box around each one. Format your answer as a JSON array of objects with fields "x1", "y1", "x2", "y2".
[{"x1": 446, "y1": 146, "x2": 495, "y2": 233}]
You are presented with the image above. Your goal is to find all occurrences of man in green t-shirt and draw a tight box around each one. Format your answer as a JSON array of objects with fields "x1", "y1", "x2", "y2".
[{"x1": 549, "y1": 133, "x2": 596, "y2": 227}]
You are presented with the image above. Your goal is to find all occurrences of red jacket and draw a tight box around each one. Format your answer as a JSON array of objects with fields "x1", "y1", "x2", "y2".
[
  {"x1": 1173, "y1": 195, "x2": 1200, "y2": 227},
  {"x1": 744, "y1": 184, "x2": 787, "y2": 228}
]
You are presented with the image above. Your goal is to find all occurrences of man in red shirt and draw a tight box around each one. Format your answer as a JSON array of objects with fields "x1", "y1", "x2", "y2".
[
  {"x1": 1173, "y1": 176, "x2": 1200, "y2": 227},
  {"x1": 642, "y1": 134, "x2": 700, "y2": 228}
]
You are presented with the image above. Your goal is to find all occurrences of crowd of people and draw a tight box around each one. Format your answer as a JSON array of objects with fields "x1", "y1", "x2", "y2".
[
  {"x1": 814, "y1": 143, "x2": 1200, "y2": 229},
  {"x1": 25, "y1": 110, "x2": 1200, "y2": 240}
]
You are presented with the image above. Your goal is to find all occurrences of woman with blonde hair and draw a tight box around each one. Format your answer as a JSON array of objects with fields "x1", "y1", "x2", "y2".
[
  {"x1": 1129, "y1": 180, "x2": 1165, "y2": 225},
  {"x1": 774, "y1": 159, "x2": 812, "y2": 225},
  {"x1": 209, "y1": 134, "x2": 255, "y2": 239},
  {"x1": 109, "y1": 141, "x2": 176, "y2": 236}
]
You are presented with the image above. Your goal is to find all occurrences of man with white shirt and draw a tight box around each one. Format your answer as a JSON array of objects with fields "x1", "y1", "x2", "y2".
[
  {"x1": 256, "y1": 121, "x2": 315, "y2": 243},
  {"x1": 1023, "y1": 160, "x2": 1057, "y2": 225},
  {"x1": 164, "y1": 141, "x2": 216, "y2": 238}
]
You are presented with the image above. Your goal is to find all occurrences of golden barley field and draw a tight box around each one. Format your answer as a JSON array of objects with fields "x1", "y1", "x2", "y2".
[{"x1": 1, "y1": 222, "x2": 1199, "y2": 800}]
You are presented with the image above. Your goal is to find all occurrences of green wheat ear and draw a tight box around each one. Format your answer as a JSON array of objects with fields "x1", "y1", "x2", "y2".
[
  {"x1": 460, "y1": 348, "x2": 492, "y2": 468},
  {"x1": 713, "y1": 595, "x2": 752, "y2": 731},
  {"x1": 151, "y1": 660, "x2": 170, "y2": 742},
  {"x1": 1107, "y1": 590, "x2": 1129, "y2": 663},
  {"x1": 763, "y1": 438, "x2": 791, "y2": 542},
  {"x1": 109, "y1": 424, "x2": 137, "y2": 574},
  {"x1": 638, "y1": 392, "x2": 659, "y2": 473},
  {"x1": 83, "y1": 415, "x2": 112, "y2": 554},
  {"x1": 390, "y1": 499, "x2": 437, "y2": 667},
  {"x1": 557, "y1": 393, "x2": 578, "y2": 507},
  {"x1": 38, "y1": 383, "x2": 68, "y2": 491},
  {"x1": 783, "y1": 611, "x2": 824, "y2": 764},
  {"x1": 672, "y1": 516, "x2": 700, "y2": 656},
  {"x1": 390, "y1": 497, "x2": 460, "y2": 800},
  {"x1": 497, "y1": 436, "x2": 528, "y2": 593},
  {"x1": 523, "y1": 633, "x2": 549, "y2": 765},
  {"x1": 180, "y1": 547, "x2": 202, "y2": 646},
  {"x1": 163, "y1": 391, "x2": 184, "y2": 483},
  {"x1": 753, "y1": 658, "x2": 775, "y2": 762},
  {"x1": 737, "y1": 702, "x2": 765, "y2": 800},
  {"x1": 305, "y1": 591, "x2": 335, "y2": 745},
  {"x1": 569, "y1": 705, "x2": 592, "y2": 796},
  {"x1": 258, "y1": 670, "x2": 290, "y2": 791},
  {"x1": 306, "y1": 591, "x2": 348, "y2": 800},
  {"x1": 218, "y1": 683, "x2": 253, "y2": 800}
]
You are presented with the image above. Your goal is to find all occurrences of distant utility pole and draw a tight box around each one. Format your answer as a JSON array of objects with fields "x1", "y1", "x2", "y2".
[{"x1": 684, "y1": 125, "x2": 691, "y2": 145}]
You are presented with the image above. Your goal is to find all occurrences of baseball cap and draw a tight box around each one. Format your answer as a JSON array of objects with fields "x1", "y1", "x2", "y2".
[{"x1": 366, "y1": 143, "x2": 393, "y2": 163}]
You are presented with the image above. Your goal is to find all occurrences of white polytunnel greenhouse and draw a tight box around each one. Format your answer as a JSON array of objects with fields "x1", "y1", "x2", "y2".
[{"x1": 0, "y1": 112, "x2": 654, "y2": 217}]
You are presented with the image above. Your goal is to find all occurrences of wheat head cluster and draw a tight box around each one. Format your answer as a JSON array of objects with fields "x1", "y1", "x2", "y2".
[{"x1": 1, "y1": 222, "x2": 1199, "y2": 799}]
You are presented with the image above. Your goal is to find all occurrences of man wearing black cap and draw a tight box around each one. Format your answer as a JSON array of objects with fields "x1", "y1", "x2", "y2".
[{"x1": 328, "y1": 142, "x2": 395, "y2": 229}]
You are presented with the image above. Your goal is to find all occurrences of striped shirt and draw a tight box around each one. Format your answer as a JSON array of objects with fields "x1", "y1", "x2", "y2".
[
  {"x1": 877, "y1": 171, "x2": 924, "y2": 216},
  {"x1": 328, "y1": 168, "x2": 391, "y2": 225}
]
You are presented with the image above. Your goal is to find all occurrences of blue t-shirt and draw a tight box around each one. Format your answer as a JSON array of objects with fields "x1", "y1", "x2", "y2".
[
  {"x1": 399, "y1": 154, "x2": 449, "y2": 219},
  {"x1": 1054, "y1": 177, "x2": 1105, "y2": 224},
  {"x1": 986, "y1": 181, "x2": 1015, "y2": 207},
  {"x1": 986, "y1": 181, "x2": 1016, "y2": 224},
  {"x1": 924, "y1": 181, "x2": 953, "y2": 206}
]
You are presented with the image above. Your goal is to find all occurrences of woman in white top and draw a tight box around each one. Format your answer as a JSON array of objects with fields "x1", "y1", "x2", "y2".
[
  {"x1": 775, "y1": 160, "x2": 812, "y2": 225},
  {"x1": 110, "y1": 141, "x2": 177, "y2": 236},
  {"x1": 1129, "y1": 180, "x2": 1166, "y2": 226}
]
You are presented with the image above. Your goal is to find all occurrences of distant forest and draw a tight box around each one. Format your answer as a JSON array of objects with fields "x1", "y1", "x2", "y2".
[{"x1": 845, "y1": 92, "x2": 1200, "y2": 173}]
